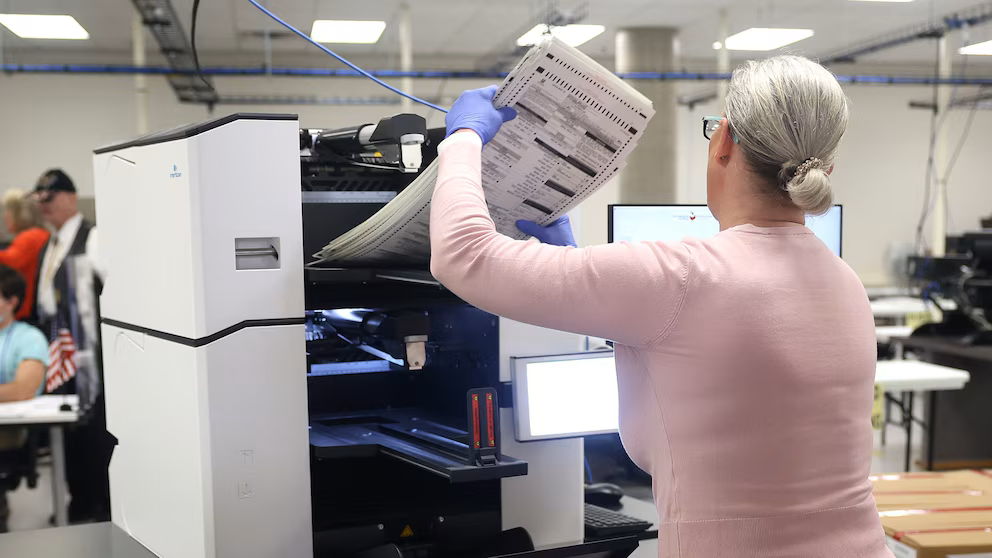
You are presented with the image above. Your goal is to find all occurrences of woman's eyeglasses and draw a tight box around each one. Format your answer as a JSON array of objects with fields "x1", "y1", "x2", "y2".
[
  {"x1": 702, "y1": 116, "x2": 722, "y2": 140},
  {"x1": 702, "y1": 116, "x2": 738, "y2": 143}
]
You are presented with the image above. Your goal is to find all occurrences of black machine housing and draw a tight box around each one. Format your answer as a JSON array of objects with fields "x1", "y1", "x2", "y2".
[
  {"x1": 301, "y1": 115, "x2": 527, "y2": 558},
  {"x1": 907, "y1": 232, "x2": 992, "y2": 344}
]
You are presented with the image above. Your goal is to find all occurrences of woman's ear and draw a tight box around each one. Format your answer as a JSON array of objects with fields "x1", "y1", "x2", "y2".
[{"x1": 714, "y1": 123, "x2": 734, "y2": 164}]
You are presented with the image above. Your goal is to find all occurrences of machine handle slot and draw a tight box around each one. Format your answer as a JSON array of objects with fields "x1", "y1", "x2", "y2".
[{"x1": 235, "y1": 237, "x2": 281, "y2": 270}]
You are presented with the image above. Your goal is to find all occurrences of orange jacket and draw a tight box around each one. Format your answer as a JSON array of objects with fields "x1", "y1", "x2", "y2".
[{"x1": 0, "y1": 227, "x2": 50, "y2": 320}]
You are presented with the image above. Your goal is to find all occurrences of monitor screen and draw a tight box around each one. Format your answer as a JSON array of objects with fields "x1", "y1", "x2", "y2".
[
  {"x1": 608, "y1": 204, "x2": 843, "y2": 257},
  {"x1": 511, "y1": 352, "x2": 619, "y2": 442}
]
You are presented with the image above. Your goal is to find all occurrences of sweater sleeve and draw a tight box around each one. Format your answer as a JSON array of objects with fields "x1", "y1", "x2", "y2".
[{"x1": 429, "y1": 131, "x2": 693, "y2": 347}]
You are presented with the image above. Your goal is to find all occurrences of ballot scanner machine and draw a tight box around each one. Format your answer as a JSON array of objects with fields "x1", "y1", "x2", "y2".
[{"x1": 94, "y1": 113, "x2": 641, "y2": 558}]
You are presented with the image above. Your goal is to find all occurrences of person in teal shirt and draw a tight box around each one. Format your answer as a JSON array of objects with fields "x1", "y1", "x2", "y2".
[
  {"x1": 0, "y1": 264, "x2": 49, "y2": 532},
  {"x1": 0, "y1": 265, "x2": 48, "y2": 401}
]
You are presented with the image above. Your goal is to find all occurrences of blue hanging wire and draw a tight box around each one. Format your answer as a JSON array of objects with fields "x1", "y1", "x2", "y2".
[{"x1": 247, "y1": 0, "x2": 449, "y2": 113}]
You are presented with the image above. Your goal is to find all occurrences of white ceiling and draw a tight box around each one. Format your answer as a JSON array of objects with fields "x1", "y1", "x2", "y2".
[{"x1": 0, "y1": 0, "x2": 991, "y2": 69}]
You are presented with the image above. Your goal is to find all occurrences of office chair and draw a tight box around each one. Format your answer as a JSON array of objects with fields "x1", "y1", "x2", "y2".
[{"x1": 0, "y1": 429, "x2": 41, "y2": 491}]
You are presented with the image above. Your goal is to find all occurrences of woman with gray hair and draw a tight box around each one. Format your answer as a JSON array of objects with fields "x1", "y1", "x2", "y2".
[
  {"x1": 0, "y1": 189, "x2": 50, "y2": 321},
  {"x1": 430, "y1": 55, "x2": 889, "y2": 556}
]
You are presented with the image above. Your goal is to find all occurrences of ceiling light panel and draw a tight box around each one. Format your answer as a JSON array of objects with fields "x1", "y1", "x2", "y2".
[
  {"x1": 721, "y1": 28, "x2": 814, "y2": 51},
  {"x1": 0, "y1": 14, "x2": 89, "y2": 40},
  {"x1": 517, "y1": 24, "x2": 606, "y2": 48},
  {"x1": 960, "y1": 40, "x2": 992, "y2": 55},
  {"x1": 310, "y1": 20, "x2": 386, "y2": 44}
]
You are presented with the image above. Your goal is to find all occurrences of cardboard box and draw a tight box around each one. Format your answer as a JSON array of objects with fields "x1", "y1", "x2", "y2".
[
  {"x1": 871, "y1": 471, "x2": 992, "y2": 493},
  {"x1": 883, "y1": 510, "x2": 992, "y2": 558},
  {"x1": 873, "y1": 471, "x2": 992, "y2": 512},
  {"x1": 874, "y1": 470, "x2": 992, "y2": 557}
]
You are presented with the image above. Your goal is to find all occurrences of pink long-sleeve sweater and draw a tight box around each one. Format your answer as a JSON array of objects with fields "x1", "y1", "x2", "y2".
[{"x1": 429, "y1": 132, "x2": 891, "y2": 557}]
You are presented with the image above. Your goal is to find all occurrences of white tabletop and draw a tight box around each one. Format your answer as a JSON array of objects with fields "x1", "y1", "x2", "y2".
[
  {"x1": 876, "y1": 326, "x2": 914, "y2": 344},
  {"x1": 870, "y1": 297, "x2": 957, "y2": 319},
  {"x1": 870, "y1": 297, "x2": 930, "y2": 318},
  {"x1": 0, "y1": 395, "x2": 79, "y2": 426},
  {"x1": 875, "y1": 360, "x2": 970, "y2": 392},
  {"x1": 866, "y1": 287, "x2": 915, "y2": 298}
]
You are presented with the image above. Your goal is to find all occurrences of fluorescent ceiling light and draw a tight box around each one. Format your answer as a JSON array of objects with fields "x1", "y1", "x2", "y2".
[
  {"x1": 310, "y1": 20, "x2": 386, "y2": 44},
  {"x1": 517, "y1": 24, "x2": 606, "y2": 48},
  {"x1": 720, "y1": 28, "x2": 814, "y2": 51},
  {"x1": 0, "y1": 14, "x2": 89, "y2": 40},
  {"x1": 960, "y1": 39, "x2": 992, "y2": 55}
]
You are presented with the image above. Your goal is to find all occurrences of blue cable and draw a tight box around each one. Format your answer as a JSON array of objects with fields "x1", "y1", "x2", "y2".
[{"x1": 247, "y1": 0, "x2": 448, "y2": 113}]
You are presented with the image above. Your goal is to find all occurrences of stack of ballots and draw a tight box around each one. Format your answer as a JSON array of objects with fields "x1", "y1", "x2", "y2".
[{"x1": 314, "y1": 36, "x2": 656, "y2": 265}]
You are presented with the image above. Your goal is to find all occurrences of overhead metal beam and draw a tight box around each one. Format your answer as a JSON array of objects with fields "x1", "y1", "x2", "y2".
[
  {"x1": 678, "y1": 0, "x2": 992, "y2": 108},
  {"x1": 821, "y1": 2, "x2": 992, "y2": 66},
  {"x1": 130, "y1": 0, "x2": 218, "y2": 105}
]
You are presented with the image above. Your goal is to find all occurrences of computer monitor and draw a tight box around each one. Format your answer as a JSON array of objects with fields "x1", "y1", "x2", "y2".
[
  {"x1": 511, "y1": 351, "x2": 618, "y2": 442},
  {"x1": 608, "y1": 204, "x2": 843, "y2": 257}
]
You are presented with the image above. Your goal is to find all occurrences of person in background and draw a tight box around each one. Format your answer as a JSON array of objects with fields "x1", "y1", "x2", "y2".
[
  {"x1": 31, "y1": 169, "x2": 100, "y2": 325},
  {"x1": 430, "y1": 57, "x2": 890, "y2": 557},
  {"x1": 0, "y1": 190, "x2": 49, "y2": 322},
  {"x1": 0, "y1": 265, "x2": 50, "y2": 532},
  {"x1": 31, "y1": 168, "x2": 109, "y2": 523}
]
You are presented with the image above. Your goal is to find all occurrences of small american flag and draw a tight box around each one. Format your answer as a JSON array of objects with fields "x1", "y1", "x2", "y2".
[{"x1": 45, "y1": 328, "x2": 77, "y2": 393}]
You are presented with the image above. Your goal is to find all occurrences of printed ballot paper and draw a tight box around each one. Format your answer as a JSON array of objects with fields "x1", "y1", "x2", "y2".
[{"x1": 314, "y1": 36, "x2": 655, "y2": 265}]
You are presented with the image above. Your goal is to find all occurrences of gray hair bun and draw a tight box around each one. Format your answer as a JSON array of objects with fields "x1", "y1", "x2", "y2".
[
  {"x1": 724, "y1": 56, "x2": 849, "y2": 216},
  {"x1": 780, "y1": 158, "x2": 833, "y2": 216}
]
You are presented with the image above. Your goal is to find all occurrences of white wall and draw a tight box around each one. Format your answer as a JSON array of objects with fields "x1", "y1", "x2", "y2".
[
  {"x1": 575, "y1": 82, "x2": 992, "y2": 286},
  {"x1": 2, "y1": 70, "x2": 991, "y2": 285},
  {"x1": 0, "y1": 72, "x2": 485, "y2": 198}
]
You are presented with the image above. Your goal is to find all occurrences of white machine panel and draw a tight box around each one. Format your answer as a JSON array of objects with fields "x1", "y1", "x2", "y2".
[
  {"x1": 94, "y1": 117, "x2": 304, "y2": 339},
  {"x1": 103, "y1": 323, "x2": 312, "y2": 558},
  {"x1": 104, "y1": 325, "x2": 208, "y2": 557},
  {"x1": 499, "y1": 318, "x2": 585, "y2": 547},
  {"x1": 96, "y1": 115, "x2": 312, "y2": 558}
]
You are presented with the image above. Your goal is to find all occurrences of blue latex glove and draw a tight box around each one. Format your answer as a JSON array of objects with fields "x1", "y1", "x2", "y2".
[
  {"x1": 445, "y1": 85, "x2": 517, "y2": 145},
  {"x1": 516, "y1": 216, "x2": 577, "y2": 247}
]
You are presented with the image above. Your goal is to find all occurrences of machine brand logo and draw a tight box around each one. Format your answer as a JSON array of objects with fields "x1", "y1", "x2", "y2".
[{"x1": 169, "y1": 164, "x2": 182, "y2": 179}]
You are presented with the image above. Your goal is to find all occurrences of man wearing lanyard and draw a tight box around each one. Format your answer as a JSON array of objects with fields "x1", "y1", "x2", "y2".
[
  {"x1": 0, "y1": 265, "x2": 49, "y2": 532},
  {"x1": 30, "y1": 169, "x2": 109, "y2": 524}
]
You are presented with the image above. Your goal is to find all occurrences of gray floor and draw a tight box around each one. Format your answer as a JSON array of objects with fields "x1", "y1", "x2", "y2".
[
  {"x1": 6, "y1": 463, "x2": 58, "y2": 532},
  {"x1": 3, "y1": 412, "x2": 925, "y2": 533}
]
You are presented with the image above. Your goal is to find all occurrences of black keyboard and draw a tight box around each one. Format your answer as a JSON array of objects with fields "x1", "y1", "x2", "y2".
[{"x1": 584, "y1": 503, "x2": 652, "y2": 539}]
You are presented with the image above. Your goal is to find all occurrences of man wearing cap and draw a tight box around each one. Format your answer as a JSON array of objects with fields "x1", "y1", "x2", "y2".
[
  {"x1": 33, "y1": 169, "x2": 100, "y2": 320},
  {"x1": 31, "y1": 168, "x2": 110, "y2": 523}
]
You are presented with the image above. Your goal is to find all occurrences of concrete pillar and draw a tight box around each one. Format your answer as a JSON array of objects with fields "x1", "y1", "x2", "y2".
[
  {"x1": 929, "y1": 33, "x2": 954, "y2": 256},
  {"x1": 398, "y1": 2, "x2": 413, "y2": 113},
  {"x1": 615, "y1": 28, "x2": 678, "y2": 204},
  {"x1": 716, "y1": 9, "x2": 730, "y2": 105},
  {"x1": 132, "y1": 11, "x2": 149, "y2": 135}
]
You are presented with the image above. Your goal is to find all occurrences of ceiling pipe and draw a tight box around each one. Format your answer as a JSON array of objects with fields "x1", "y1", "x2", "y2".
[{"x1": 3, "y1": 64, "x2": 992, "y2": 85}]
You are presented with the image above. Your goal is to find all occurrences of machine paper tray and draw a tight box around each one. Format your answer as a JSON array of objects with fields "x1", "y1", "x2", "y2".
[
  {"x1": 309, "y1": 419, "x2": 527, "y2": 483},
  {"x1": 491, "y1": 535, "x2": 640, "y2": 558}
]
